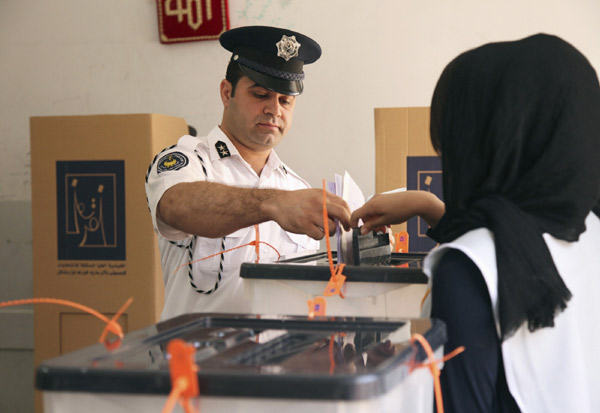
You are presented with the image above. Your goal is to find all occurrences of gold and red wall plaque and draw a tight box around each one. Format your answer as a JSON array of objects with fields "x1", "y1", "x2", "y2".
[{"x1": 157, "y1": 0, "x2": 229, "y2": 44}]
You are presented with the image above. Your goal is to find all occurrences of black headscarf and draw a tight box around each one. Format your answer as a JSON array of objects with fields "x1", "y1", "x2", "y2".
[{"x1": 428, "y1": 34, "x2": 600, "y2": 340}]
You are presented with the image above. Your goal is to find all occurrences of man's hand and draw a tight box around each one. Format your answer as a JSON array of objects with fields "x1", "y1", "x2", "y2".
[{"x1": 265, "y1": 188, "x2": 352, "y2": 240}]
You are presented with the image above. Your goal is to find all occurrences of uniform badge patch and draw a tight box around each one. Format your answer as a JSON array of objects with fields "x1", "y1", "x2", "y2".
[
  {"x1": 215, "y1": 141, "x2": 231, "y2": 158},
  {"x1": 157, "y1": 152, "x2": 189, "y2": 173}
]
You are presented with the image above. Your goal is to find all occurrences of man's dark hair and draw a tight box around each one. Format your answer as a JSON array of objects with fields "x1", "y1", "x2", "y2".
[{"x1": 225, "y1": 61, "x2": 244, "y2": 97}]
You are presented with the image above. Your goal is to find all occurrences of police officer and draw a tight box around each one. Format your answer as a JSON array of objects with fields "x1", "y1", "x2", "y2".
[{"x1": 146, "y1": 26, "x2": 351, "y2": 320}]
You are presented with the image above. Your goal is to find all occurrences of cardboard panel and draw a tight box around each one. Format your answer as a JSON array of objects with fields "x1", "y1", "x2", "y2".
[
  {"x1": 31, "y1": 113, "x2": 188, "y2": 412},
  {"x1": 374, "y1": 108, "x2": 441, "y2": 251},
  {"x1": 406, "y1": 156, "x2": 443, "y2": 252},
  {"x1": 60, "y1": 313, "x2": 128, "y2": 355}
]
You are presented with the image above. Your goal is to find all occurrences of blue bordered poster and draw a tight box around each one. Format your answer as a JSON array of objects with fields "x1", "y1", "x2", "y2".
[{"x1": 407, "y1": 156, "x2": 443, "y2": 252}]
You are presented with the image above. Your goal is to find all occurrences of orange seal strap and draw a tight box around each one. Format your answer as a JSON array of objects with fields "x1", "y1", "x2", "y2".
[
  {"x1": 99, "y1": 297, "x2": 134, "y2": 350},
  {"x1": 321, "y1": 180, "x2": 346, "y2": 298},
  {"x1": 411, "y1": 333, "x2": 444, "y2": 413},
  {"x1": 0, "y1": 297, "x2": 133, "y2": 350},
  {"x1": 308, "y1": 296, "x2": 327, "y2": 318},
  {"x1": 307, "y1": 180, "x2": 349, "y2": 318},
  {"x1": 329, "y1": 334, "x2": 336, "y2": 375},
  {"x1": 323, "y1": 265, "x2": 346, "y2": 297},
  {"x1": 394, "y1": 231, "x2": 409, "y2": 253},
  {"x1": 420, "y1": 287, "x2": 432, "y2": 311},
  {"x1": 163, "y1": 338, "x2": 199, "y2": 413},
  {"x1": 254, "y1": 224, "x2": 260, "y2": 263},
  {"x1": 410, "y1": 333, "x2": 465, "y2": 413},
  {"x1": 173, "y1": 239, "x2": 281, "y2": 276}
]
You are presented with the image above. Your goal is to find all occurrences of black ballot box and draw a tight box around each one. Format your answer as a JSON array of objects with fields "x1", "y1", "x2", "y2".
[{"x1": 36, "y1": 313, "x2": 446, "y2": 413}]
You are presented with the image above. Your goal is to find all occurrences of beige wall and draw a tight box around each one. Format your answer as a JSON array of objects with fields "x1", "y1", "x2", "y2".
[
  {"x1": 1, "y1": 1, "x2": 600, "y2": 411},
  {"x1": 3, "y1": 1, "x2": 600, "y2": 201}
]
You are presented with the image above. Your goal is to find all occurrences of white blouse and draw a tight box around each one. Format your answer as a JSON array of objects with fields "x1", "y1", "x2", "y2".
[{"x1": 423, "y1": 212, "x2": 600, "y2": 413}]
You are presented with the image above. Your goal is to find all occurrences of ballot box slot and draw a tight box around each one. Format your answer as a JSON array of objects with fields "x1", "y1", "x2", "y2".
[{"x1": 240, "y1": 252, "x2": 428, "y2": 283}]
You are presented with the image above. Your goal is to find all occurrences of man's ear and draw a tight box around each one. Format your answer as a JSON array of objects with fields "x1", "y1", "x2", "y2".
[{"x1": 220, "y1": 79, "x2": 232, "y2": 105}]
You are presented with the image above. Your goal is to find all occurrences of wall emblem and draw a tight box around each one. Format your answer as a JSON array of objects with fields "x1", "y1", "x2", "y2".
[{"x1": 156, "y1": 0, "x2": 229, "y2": 44}]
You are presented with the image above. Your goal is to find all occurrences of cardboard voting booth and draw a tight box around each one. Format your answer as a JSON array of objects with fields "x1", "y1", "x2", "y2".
[
  {"x1": 30, "y1": 113, "x2": 188, "y2": 412},
  {"x1": 375, "y1": 107, "x2": 442, "y2": 252}
]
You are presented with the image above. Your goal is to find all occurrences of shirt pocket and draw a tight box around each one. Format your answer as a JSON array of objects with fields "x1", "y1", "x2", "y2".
[
  {"x1": 222, "y1": 226, "x2": 255, "y2": 269},
  {"x1": 189, "y1": 236, "x2": 223, "y2": 288}
]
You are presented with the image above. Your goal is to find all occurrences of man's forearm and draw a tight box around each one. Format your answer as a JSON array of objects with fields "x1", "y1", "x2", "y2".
[
  {"x1": 157, "y1": 181, "x2": 279, "y2": 238},
  {"x1": 158, "y1": 181, "x2": 352, "y2": 240}
]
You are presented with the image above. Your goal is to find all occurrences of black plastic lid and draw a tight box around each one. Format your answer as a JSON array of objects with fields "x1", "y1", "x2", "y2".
[
  {"x1": 240, "y1": 251, "x2": 428, "y2": 283},
  {"x1": 36, "y1": 314, "x2": 446, "y2": 400}
]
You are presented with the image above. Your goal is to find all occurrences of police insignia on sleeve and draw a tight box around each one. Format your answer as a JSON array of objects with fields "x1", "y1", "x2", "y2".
[
  {"x1": 157, "y1": 152, "x2": 189, "y2": 173},
  {"x1": 215, "y1": 141, "x2": 231, "y2": 158}
]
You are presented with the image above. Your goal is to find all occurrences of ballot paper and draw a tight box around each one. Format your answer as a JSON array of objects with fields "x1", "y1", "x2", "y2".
[
  {"x1": 329, "y1": 173, "x2": 407, "y2": 264},
  {"x1": 332, "y1": 171, "x2": 365, "y2": 264},
  {"x1": 334, "y1": 173, "x2": 344, "y2": 259}
]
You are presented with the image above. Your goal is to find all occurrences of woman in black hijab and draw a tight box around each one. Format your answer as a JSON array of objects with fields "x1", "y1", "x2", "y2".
[{"x1": 351, "y1": 34, "x2": 600, "y2": 412}]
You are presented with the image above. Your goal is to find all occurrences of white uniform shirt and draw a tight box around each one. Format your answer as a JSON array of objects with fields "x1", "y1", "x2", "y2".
[
  {"x1": 146, "y1": 126, "x2": 319, "y2": 320},
  {"x1": 423, "y1": 213, "x2": 600, "y2": 413}
]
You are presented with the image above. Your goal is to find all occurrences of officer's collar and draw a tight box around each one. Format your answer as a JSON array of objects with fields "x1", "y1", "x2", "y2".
[
  {"x1": 207, "y1": 127, "x2": 240, "y2": 161},
  {"x1": 264, "y1": 146, "x2": 283, "y2": 171},
  {"x1": 207, "y1": 126, "x2": 285, "y2": 172}
]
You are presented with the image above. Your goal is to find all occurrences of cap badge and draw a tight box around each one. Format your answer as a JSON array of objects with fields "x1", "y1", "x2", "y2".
[{"x1": 276, "y1": 35, "x2": 301, "y2": 61}]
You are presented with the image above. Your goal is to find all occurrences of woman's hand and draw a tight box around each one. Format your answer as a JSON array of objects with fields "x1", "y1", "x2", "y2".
[{"x1": 350, "y1": 190, "x2": 445, "y2": 234}]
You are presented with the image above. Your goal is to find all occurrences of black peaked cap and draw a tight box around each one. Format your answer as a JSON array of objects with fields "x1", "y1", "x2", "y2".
[{"x1": 219, "y1": 26, "x2": 322, "y2": 95}]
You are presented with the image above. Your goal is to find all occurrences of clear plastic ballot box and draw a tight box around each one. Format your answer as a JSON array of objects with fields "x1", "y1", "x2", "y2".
[
  {"x1": 240, "y1": 251, "x2": 430, "y2": 318},
  {"x1": 36, "y1": 313, "x2": 446, "y2": 413}
]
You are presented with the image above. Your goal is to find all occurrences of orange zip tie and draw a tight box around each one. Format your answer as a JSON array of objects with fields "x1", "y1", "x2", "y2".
[
  {"x1": 99, "y1": 297, "x2": 134, "y2": 350},
  {"x1": 321, "y1": 180, "x2": 336, "y2": 277},
  {"x1": 421, "y1": 345, "x2": 466, "y2": 367},
  {"x1": 411, "y1": 333, "x2": 444, "y2": 413},
  {"x1": 321, "y1": 179, "x2": 346, "y2": 298},
  {"x1": 0, "y1": 297, "x2": 133, "y2": 350},
  {"x1": 394, "y1": 231, "x2": 409, "y2": 253},
  {"x1": 420, "y1": 288, "x2": 431, "y2": 311},
  {"x1": 329, "y1": 334, "x2": 336, "y2": 375},
  {"x1": 163, "y1": 339, "x2": 199, "y2": 413},
  {"x1": 323, "y1": 264, "x2": 346, "y2": 297},
  {"x1": 394, "y1": 231, "x2": 410, "y2": 267},
  {"x1": 327, "y1": 333, "x2": 347, "y2": 374},
  {"x1": 410, "y1": 333, "x2": 465, "y2": 413},
  {"x1": 254, "y1": 240, "x2": 280, "y2": 261},
  {"x1": 254, "y1": 224, "x2": 260, "y2": 263},
  {"x1": 307, "y1": 180, "x2": 349, "y2": 318},
  {"x1": 172, "y1": 239, "x2": 281, "y2": 276},
  {"x1": 308, "y1": 296, "x2": 327, "y2": 318},
  {"x1": 162, "y1": 377, "x2": 189, "y2": 413},
  {"x1": 411, "y1": 344, "x2": 465, "y2": 370}
]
